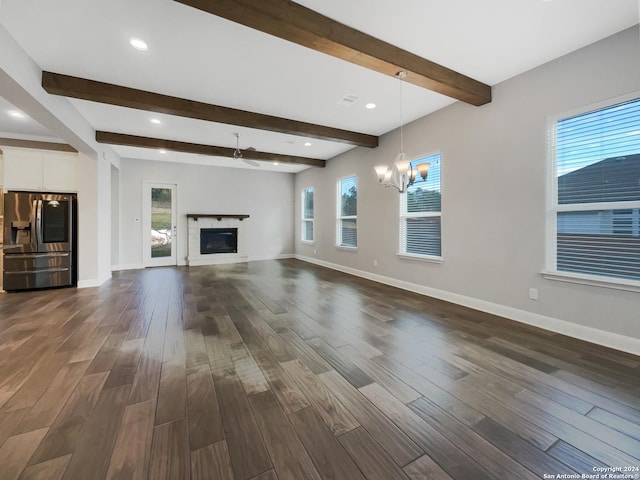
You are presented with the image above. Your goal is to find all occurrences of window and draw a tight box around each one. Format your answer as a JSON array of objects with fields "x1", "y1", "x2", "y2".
[
  {"x1": 550, "y1": 97, "x2": 640, "y2": 282},
  {"x1": 337, "y1": 175, "x2": 357, "y2": 247},
  {"x1": 302, "y1": 187, "x2": 314, "y2": 242},
  {"x1": 400, "y1": 154, "x2": 442, "y2": 258}
]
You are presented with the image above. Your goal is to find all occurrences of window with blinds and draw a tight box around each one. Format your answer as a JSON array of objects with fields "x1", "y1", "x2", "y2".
[
  {"x1": 400, "y1": 154, "x2": 442, "y2": 258},
  {"x1": 302, "y1": 187, "x2": 314, "y2": 242},
  {"x1": 337, "y1": 175, "x2": 357, "y2": 247},
  {"x1": 553, "y1": 97, "x2": 640, "y2": 281}
]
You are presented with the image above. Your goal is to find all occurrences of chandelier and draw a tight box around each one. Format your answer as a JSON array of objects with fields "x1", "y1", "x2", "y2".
[{"x1": 375, "y1": 71, "x2": 429, "y2": 193}]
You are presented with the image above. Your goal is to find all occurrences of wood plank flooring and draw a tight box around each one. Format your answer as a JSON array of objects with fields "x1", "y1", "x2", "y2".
[{"x1": 1, "y1": 259, "x2": 639, "y2": 480}]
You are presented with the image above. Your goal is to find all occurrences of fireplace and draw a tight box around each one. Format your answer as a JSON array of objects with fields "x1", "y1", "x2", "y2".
[
  {"x1": 187, "y1": 214, "x2": 249, "y2": 266},
  {"x1": 200, "y1": 228, "x2": 238, "y2": 254}
]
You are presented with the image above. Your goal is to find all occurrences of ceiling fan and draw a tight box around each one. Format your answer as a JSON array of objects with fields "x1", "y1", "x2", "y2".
[{"x1": 233, "y1": 133, "x2": 260, "y2": 167}]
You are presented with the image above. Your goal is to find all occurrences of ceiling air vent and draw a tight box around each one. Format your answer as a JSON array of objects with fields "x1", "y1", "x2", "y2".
[{"x1": 336, "y1": 94, "x2": 359, "y2": 107}]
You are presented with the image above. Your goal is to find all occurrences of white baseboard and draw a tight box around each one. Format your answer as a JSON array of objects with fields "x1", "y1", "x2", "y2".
[
  {"x1": 111, "y1": 264, "x2": 145, "y2": 272},
  {"x1": 294, "y1": 255, "x2": 640, "y2": 356},
  {"x1": 77, "y1": 278, "x2": 102, "y2": 289}
]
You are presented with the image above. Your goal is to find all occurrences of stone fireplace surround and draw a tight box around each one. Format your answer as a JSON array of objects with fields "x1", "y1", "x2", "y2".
[{"x1": 187, "y1": 214, "x2": 249, "y2": 266}]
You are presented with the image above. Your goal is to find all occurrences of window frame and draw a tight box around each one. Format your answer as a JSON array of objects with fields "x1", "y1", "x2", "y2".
[
  {"x1": 544, "y1": 92, "x2": 640, "y2": 292},
  {"x1": 336, "y1": 175, "x2": 358, "y2": 249},
  {"x1": 398, "y1": 153, "x2": 443, "y2": 262},
  {"x1": 301, "y1": 187, "x2": 314, "y2": 243}
]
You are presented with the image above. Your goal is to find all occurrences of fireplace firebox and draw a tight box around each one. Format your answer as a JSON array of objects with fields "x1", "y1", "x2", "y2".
[{"x1": 200, "y1": 228, "x2": 238, "y2": 254}]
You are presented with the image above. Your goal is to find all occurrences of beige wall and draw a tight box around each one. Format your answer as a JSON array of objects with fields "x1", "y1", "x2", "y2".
[{"x1": 294, "y1": 27, "x2": 640, "y2": 348}]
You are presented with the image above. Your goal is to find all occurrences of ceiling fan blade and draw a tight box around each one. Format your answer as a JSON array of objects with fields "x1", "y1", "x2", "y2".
[
  {"x1": 246, "y1": 147, "x2": 256, "y2": 151},
  {"x1": 242, "y1": 158, "x2": 261, "y2": 167}
]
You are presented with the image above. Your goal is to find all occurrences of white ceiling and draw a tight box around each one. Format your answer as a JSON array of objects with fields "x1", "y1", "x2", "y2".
[
  {"x1": 0, "y1": 97, "x2": 61, "y2": 141},
  {"x1": 1, "y1": 0, "x2": 638, "y2": 172}
]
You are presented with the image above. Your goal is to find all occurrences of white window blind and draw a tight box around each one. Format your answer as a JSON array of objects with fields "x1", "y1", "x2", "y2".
[
  {"x1": 337, "y1": 176, "x2": 357, "y2": 247},
  {"x1": 400, "y1": 154, "x2": 442, "y2": 257},
  {"x1": 553, "y1": 97, "x2": 640, "y2": 281},
  {"x1": 302, "y1": 187, "x2": 314, "y2": 242}
]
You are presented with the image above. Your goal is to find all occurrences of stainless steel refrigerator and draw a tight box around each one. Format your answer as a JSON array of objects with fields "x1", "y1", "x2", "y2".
[{"x1": 3, "y1": 191, "x2": 77, "y2": 291}]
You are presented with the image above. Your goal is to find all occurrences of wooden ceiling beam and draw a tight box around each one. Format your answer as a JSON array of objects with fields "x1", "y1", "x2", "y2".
[
  {"x1": 174, "y1": 0, "x2": 492, "y2": 106},
  {"x1": 42, "y1": 72, "x2": 377, "y2": 148},
  {"x1": 95, "y1": 131, "x2": 326, "y2": 168},
  {"x1": 0, "y1": 137, "x2": 77, "y2": 152}
]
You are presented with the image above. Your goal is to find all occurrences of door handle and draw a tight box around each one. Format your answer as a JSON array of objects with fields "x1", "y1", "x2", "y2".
[{"x1": 35, "y1": 199, "x2": 43, "y2": 249}]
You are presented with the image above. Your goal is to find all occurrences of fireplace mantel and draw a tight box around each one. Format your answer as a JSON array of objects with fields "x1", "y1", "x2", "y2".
[{"x1": 187, "y1": 214, "x2": 250, "y2": 221}]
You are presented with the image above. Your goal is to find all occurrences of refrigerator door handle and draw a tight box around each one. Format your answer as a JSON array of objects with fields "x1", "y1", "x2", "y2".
[
  {"x1": 35, "y1": 199, "x2": 43, "y2": 250},
  {"x1": 4, "y1": 252, "x2": 69, "y2": 260}
]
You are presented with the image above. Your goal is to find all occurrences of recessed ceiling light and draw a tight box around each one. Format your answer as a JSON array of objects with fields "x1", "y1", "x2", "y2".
[
  {"x1": 366, "y1": 103, "x2": 377, "y2": 110},
  {"x1": 129, "y1": 37, "x2": 148, "y2": 51},
  {"x1": 8, "y1": 110, "x2": 25, "y2": 118},
  {"x1": 150, "y1": 118, "x2": 161, "y2": 124},
  {"x1": 304, "y1": 142, "x2": 312, "y2": 147},
  {"x1": 273, "y1": 162, "x2": 279, "y2": 165},
  {"x1": 159, "y1": 149, "x2": 167, "y2": 154}
]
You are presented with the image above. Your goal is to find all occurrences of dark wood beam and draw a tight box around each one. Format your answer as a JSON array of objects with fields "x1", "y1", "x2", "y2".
[
  {"x1": 174, "y1": 0, "x2": 492, "y2": 106},
  {"x1": 95, "y1": 131, "x2": 326, "y2": 168},
  {"x1": 43, "y1": 72, "x2": 377, "y2": 148},
  {"x1": 0, "y1": 137, "x2": 77, "y2": 152}
]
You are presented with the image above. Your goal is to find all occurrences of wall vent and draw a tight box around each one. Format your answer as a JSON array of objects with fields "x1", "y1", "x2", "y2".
[{"x1": 336, "y1": 94, "x2": 359, "y2": 106}]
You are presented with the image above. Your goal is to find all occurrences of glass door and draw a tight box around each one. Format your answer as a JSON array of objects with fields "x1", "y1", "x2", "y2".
[{"x1": 144, "y1": 183, "x2": 177, "y2": 267}]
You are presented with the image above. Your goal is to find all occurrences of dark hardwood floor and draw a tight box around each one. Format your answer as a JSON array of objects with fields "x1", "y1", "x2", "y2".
[{"x1": 0, "y1": 259, "x2": 639, "y2": 480}]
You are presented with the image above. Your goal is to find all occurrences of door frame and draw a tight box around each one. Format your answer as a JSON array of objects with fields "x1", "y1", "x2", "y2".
[{"x1": 143, "y1": 182, "x2": 177, "y2": 267}]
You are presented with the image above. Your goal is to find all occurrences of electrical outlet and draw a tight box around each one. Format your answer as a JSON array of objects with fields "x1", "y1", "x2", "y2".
[
  {"x1": 529, "y1": 288, "x2": 539, "y2": 301},
  {"x1": 313, "y1": 249, "x2": 317, "y2": 255},
  {"x1": 373, "y1": 259, "x2": 378, "y2": 267}
]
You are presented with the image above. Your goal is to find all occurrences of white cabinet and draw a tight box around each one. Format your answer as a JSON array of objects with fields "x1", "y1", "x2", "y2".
[
  {"x1": 43, "y1": 153, "x2": 78, "y2": 191},
  {"x1": 2, "y1": 147, "x2": 77, "y2": 192},
  {"x1": 4, "y1": 149, "x2": 43, "y2": 190}
]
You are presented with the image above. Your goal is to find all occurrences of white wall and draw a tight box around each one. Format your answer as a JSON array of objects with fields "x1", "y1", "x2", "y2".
[
  {"x1": 76, "y1": 153, "x2": 99, "y2": 285},
  {"x1": 117, "y1": 158, "x2": 295, "y2": 268},
  {"x1": 294, "y1": 27, "x2": 640, "y2": 350},
  {"x1": 96, "y1": 153, "x2": 112, "y2": 284},
  {"x1": 77, "y1": 152, "x2": 114, "y2": 287},
  {"x1": 111, "y1": 165, "x2": 120, "y2": 266}
]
